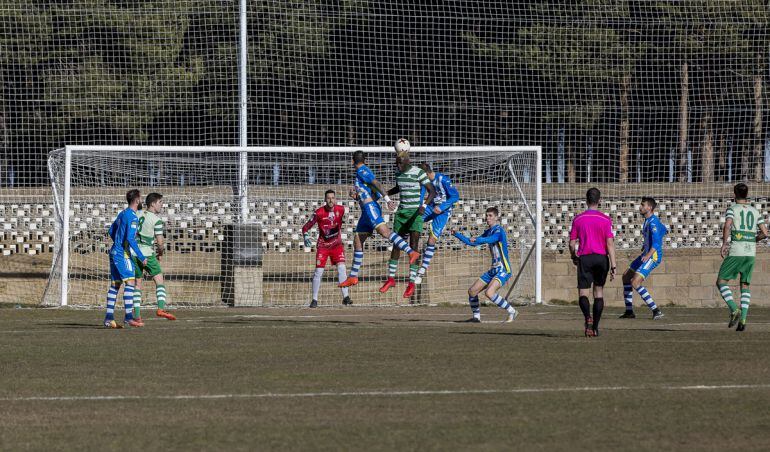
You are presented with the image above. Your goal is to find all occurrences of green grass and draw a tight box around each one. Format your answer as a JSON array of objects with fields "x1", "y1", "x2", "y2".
[{"x1": 2, "y1": 305, "x2": 770, "y2": 451}]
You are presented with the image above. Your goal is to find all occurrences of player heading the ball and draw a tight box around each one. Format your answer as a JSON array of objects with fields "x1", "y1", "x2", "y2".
[
  {"x1": 302, "y1": 189, "x2": 352, "y2": 307},
  {"x1": 339, "y1": 150, "x2": 421, "y2": 288}
]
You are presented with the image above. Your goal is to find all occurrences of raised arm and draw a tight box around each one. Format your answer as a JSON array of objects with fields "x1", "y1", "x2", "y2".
[
  {"x1": 452, "y1": 230, "x2": 475, "y2": 246},
  {"x1": 422, "y1": 182, "x2": 436, "y2": 210},
  {"x1": 438, "y1": 178, "x2": 460, "y2": 213}
]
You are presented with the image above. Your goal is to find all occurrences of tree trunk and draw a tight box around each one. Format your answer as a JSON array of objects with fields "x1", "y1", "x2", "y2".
[
  {"x1": 678, "y1": 62, "x2": 689, "y2": 182},
  {"x1": 754, "y1": 72, "x2": 763, "y2": 181},
  {"x1": 619, "y1": 73, "x2": 631, "y2": 183},
  {"x1": 701, "y1": 111, "x2": 713, "y2": 182}
]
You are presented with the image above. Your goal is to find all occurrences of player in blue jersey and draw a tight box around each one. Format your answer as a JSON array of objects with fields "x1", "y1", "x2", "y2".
[
  {"x1": 451, "y1": 206, "x2": 518, "y2": 323},
  {"x1": 103, "y1": 189, "x2": 147, "y2": 328},
  {"x1": 339, "y1": 150, "x2": 421, "y2": 288},
  {"x1": 413, "y1": 162, "x2": 459, "y2": 285},
  {"x1": 620, "y1": 197, "x2": 668, "y2": 320}
]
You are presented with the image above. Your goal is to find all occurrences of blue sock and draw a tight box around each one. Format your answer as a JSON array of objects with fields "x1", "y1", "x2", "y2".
[
  {"x1": 123, "y1": 284, "x2": 135, "y2": 322},
  {"x1": 419, "y1": 244, "x2": 436, "y2": 274},
  {"x1": 388, "y1": 232, "x2": 413, "y2": 253},
  {"x1": 469, "y1": 296, "x2": 480, "y2": 318},
  {"x1": 635, "y1": 286, "x2": 657, "y2": 311},
  {"x1": 105, "y1": 284, "x2": 119, "y2": 321},
  {"x1": 349, "y1": 251, "x2": 364, "y2": 278},
  {"x1": 623, "y1": 284, "x2": 633, "y2": 311},
  {"x1": 491, "y1": 293, "x2": 515, "y2": 314}
]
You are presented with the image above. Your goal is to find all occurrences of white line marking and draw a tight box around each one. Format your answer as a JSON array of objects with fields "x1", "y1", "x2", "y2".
[{"x1": 3, "y1": 384, "x2": 770, "y2": 402}]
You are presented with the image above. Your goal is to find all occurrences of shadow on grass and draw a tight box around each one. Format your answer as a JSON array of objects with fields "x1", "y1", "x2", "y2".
[
  {"x1": 204, "y1": 318, "x2": 368, "y2": 327},
  {"x1": 451, "y1": 330, "x2": 566, "y2": 338},
  {"x1": 48, "y1": 322, "x2": 106, "y2": 329}
]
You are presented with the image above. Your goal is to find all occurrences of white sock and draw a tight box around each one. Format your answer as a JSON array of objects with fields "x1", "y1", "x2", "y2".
[
  {"x1": 312, "y1": 268, "x2": 323, "y2": 300},
  {"x1": 337, "y1": 264, "x2": 349, "y2": 297}
]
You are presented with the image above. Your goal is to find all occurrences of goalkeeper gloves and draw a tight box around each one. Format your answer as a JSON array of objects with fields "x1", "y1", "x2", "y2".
[{"x1": 303, "y1": 233, "x2": 312, "y2": 248}]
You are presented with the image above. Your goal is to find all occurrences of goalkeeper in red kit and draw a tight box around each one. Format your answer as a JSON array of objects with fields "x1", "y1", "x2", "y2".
[{"x1": 302, "y1": 189, "x2": 352, "y2": 307}]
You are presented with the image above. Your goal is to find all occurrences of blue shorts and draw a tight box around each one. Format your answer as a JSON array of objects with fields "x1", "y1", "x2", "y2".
[
  {"x1": 355, "y1": 201, "x2": 385, "y2": 233},
  {"x1": 479, "y1": 266, "x2": 512, "y2": 286},
  {"x1": 109, "y1": 251, "x2": 136, "y2": 283},
  {"x1": 423, "y1": 209, "x2": 451, "y2": 239},
  {"x1": 630, "y1": 252, "x2": 661, "y2": 279}
]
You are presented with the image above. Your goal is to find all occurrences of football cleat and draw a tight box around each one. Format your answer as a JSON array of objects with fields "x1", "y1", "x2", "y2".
[
  {"x1": 104, "y1": 320, "x2": 123, "y2": 329},
  {"x1": 403, "y1": 282, "x2": 416, "y2": 298},
  {"x1": 619, "y1": 311, "x2": 636, "y2": 319},
  {"x1": 652, "y1": 309, "x2": 664, "y2": 320},
  {"x1": 338, "y1": 276, "x2": 359, "y2": 288},
  {"x1": 584, "y1": 327, "x2": 595, "y2": 338},
  {"x1": 379, "y1": 277, "x2": 396, "y2": 293},
  {"x1": 728, "y1": 309, "x2": 741, "y2": 328},
  {"x1": 736, "y1": 321, "x2": 746, "y2": 332},
  {"x1": 156, "y1": 309, "x2": 176, "y2": 321},
  {"x1": 125, "y1": 319, "x2": 143, "y2": 328},
  {"x1": 133, "y1": 318, "x2": 145, "y2": 327},
  {"x1": 408, "y1": 251, "x2": 421, "y2": 265},
  {"x1": 503, "y1": 310, "x2": 518, "y2": 323},
  {"x1": 342, "y1": 296, "x2": 352, "y2": 306},
  {"x1": 309, "y1": 299, "x2": 318, "y2": 308},
  {"x1": 585, "y1": 316, "x2": 593, "y2": 330},
  {"x1": 413, "y1": 274, "x2": 423, "y2": 285}
]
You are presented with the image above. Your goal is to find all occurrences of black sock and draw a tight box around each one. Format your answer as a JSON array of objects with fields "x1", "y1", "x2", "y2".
[
  {"x1": 579, "y1": 296, "x2": 591, "y2": 321},
  {"x1": 593, "y1": 297, "x2": 605, "y2": 330}
]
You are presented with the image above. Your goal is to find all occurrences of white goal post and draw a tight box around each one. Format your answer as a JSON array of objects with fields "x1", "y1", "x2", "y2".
[{"x1": 45, "y1": 145, "x2": 542, "y2": 308}]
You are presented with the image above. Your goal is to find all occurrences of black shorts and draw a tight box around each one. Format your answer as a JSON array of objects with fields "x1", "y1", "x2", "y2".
[{"x1": 577, "y1": 254, "x2": 609, "y2": 289}]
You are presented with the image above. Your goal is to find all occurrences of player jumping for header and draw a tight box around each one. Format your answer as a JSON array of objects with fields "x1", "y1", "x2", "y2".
[
  {"x1": 302, "y1": 189, "x2": 352, "y2": 307},
  {"x1": 104, "y1": 189, "x2": 146, "y2": 328},
  {"x1": 339, "y1": 150, "x2": 420, "y2": 288},
  {"x1": 619, "y1": 197, "x2": 667, "y2": 320},
  {"x1": 451, "y1": 206, "x2": 518, "y2": 323},
  {"x1": 380, "y1": 154, "x2": 436, "y2": 299},
  {"x1": 413, "y1": 162, "x2": 459, "y2": 286}
]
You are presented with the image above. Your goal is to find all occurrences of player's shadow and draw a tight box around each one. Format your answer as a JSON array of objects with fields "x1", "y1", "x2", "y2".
[
  {"x1": 48, "y1": 322, "x2": 106, "y2": 329},
  {"x1": 205, "y1": 318, "x2": 369, "y2": 327},
  {"x1": 607, "y1": 327, "x2": 683, "y2": 332},
  {"x1": 451, "y1": 330, "x2": 566, "y2": 338},
  {"x1": 383, "y1": 318, "x2": 461, "y2": 324}
]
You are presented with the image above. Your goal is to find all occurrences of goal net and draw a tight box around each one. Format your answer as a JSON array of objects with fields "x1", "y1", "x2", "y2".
[{"x1": 44, "y1": 145, "x2": 541, "y2": 308}]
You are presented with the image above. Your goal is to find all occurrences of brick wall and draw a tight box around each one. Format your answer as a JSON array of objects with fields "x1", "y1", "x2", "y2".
[{"x1": 543, "y1": 249, "x2": 770, "y2": 307}]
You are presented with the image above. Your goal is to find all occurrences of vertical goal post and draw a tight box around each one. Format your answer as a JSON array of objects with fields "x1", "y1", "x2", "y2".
[{"x1": 47, "y1": 144, "x2": 542, "y2": 308}]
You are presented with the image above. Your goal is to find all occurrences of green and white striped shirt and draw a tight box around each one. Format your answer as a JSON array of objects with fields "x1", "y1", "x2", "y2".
[
  {"x1": 137, "y1": 210, "x2": 164, "y2": 257},
  {"x1": 396, "y1": 165, "x2": 430, "y2": 210},
  {"x1": 725, "y1": 203, "x2": 764, "y2": 257}
]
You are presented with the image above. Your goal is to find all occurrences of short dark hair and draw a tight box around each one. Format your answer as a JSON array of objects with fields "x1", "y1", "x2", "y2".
[
  {"x1": 734, "y1": 183, "x2": 749, "y2": 200},
  {"x1": 586, "y1": 187, "x2": 601, "y2": 206},
  {"x1": 418, "y1": 162, "x2": 432, "y2": 173},
  {"x1": 352, "y1": 150, "x2": 365, "y2": 165},
  {"x1": 324, "y1": 189, "x2": 335, "y2": 197},
  {"x1": 145, "y1": 192, "x2": 163, "y2": 208},
  {"x1": 486, "y1": 206, "x2": 500, "y2": 217},
  {"x1": 641, "y1": 196, "x2": 657, "y2": 211},
  {"x1": 126, "y1": 189, "x2": 141, "y2": 205}
]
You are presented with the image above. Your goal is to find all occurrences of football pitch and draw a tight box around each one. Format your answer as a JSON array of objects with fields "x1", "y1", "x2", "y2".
[{"x1": 2, "y1": 305, "x2": 770, "y2": 451}]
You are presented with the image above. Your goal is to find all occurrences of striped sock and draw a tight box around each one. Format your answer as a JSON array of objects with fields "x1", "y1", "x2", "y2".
[
  {"x1": 635, "y1": 286, "x2": 658, "y2": 311},
  {"x1": 409, "y1": 264, "x2": 418, "y2": 282},
  {"x1": 740, "y1": 289, "x2": 751, "y2": 324},
  {"x1": 388, "y1": 232, "x2": 413, "y2": 254},
  {"x1": 419, "y1": 244, "x2": 436, "y2": 275},
  {"x1": 469, "y1": 295, "x2": 481, "y2": 318},
  {"x1": 719, "y1": 284, "x2": 737, "y2": 312},
  {"x1": 491, "y1": 293, "x2": 516, "y2": 314},
  {"x1": 349, "y1": 251, "x2": 364, "y2": 278},
  {"x1": 156, "y1": 284, "x2": 167, "y2": 310},
  {"x1": 105, "y1": 285, "x2": 119, "y2": 321},
  {"x1": 133, "y1": 289, "x2": 142, "y2": 319},
  {"x1": 123, "y1": 285, "x2": 135, "y2": 322},
  {"x1": 388, "y1": 259, "x2": 398, "y2": 279},
  {"x1": 623, "y1": 284, "x2": 633, "y2": 311}
]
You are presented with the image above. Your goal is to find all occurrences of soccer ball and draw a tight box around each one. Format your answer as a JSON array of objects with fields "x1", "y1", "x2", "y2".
[{"x1": 394, "y1": 138, "x2": 411, "y2": 155}]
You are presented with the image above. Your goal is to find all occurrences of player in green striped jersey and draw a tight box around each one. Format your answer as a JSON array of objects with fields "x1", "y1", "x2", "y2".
[
  {"x1": 717, "y1": 183, "x2": 768, "y2": 331},
  {"x1": 133, "y1": 192, "x2": 176, "y2": 322},
  {"x1": 380, "y1": 152, "x2": 435, "y2": 299}
]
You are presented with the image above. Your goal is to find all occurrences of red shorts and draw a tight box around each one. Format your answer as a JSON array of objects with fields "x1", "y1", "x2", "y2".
[{"x1": 316, "y1": 245, "x2": 345, "y2": 268}]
